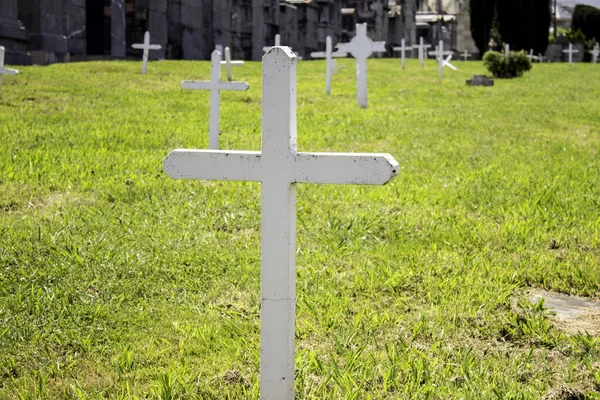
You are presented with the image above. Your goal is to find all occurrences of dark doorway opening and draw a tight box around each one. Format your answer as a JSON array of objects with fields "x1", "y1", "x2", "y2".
[{"x1": 86, "y1": 0, "x2": 111, "y2": 55}]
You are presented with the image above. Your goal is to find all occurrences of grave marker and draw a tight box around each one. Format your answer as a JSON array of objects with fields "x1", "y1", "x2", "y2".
[
  {"x1": 0, "y1": 46, "x2": 19, "y2": 90},
  {"x1": 163, "y1": 47, "x2": 398, "y2": 399},
  {"x1": 181, "y1": 50, "x2": 249, "y2": 149},
  {"x1": 505, "y1": 43, "x2": 510, "y2": 59},
  {"x1": 591, "y1": 44, "x2": 599, "y2": 64},
  {"x1": 413, "y1": 37, "x2": 432, "y2": 68},
  {"x1": 310, "y1": 36, "x2": 347, "y2": 95},
  {"x1": 131, "y1": 31, "x2": 162, "y2": 75},
  {"x1": 263, "y1": 34, "x2": 281, "y2": 53},
  {"x1": 563, "y1": 43, "x2": 578, "y2": 67},
  {"x1": 428, "y1": 41, "x2": 456, "y2": 79},
  {"x1": 337, "y1": 23, "x2": 386, "y2": 108},
  {"x1": 527, "y1": 49, "x2": 539, "y2": 62},
  {"x1": 220, "y1": 47, "x2": 244, "y2": 81},
  {"x1": 461, "y1": 50, "x2": 472, "y2": 61},
  {"x1": 392, "y1": 39, "x2": 413, "y2": 69}
]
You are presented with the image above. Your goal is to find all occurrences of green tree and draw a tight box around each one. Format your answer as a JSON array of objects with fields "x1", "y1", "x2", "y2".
[
  {"x1": 496, "y1": 0, "x2": 551, "y2": 53},
  {"x1": 571, "y1": 4, "x2": 600, "y2": 42},
  {"x1": 469, "y1": 0, "x2": 496, "y2": 54}
]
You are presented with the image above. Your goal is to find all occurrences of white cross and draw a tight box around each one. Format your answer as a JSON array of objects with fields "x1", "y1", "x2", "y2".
[
  {"x1": 310, "y1": 36, "x2": 347, "y2": 95},
  {"x1": 131, "y1": 31, "x2": 162, "y2": 75},
  {"x1": 428, "y1": 41, "x2": 456, "y2": 78},
  {"x1": 181, "y1": 50, "x2": 249, "y2": 149},
  {"x1": 0, "y1": 46, "x2": 19, "y2": 90},
  {"x1": 461, "y1": 50, "x2": 472, "y2": 61},
  {"x1": 538, "y1": 53, "x2": 545, "y2": 63},
  {"x1": 563, "y1": 43, "x2": 579, "y2": 66},
  {"x1": 220, "y1": 46, "x2": 244, "y2": 81},
  {"x1": 413, "y1": 37, "x2": 432, "y2": 68},
  {"x1": 163, "y1": 47, "x2": 398, "y2": 400},
  {"x1": 337, "y1": 23, "x2": 386, "y2": 108},
  {"x1": 392, "y1": 38, "x2": 413, "y2": 69},
  {"x1": 591, "y1": 44, "x2": 599, "y2": 64},
  {"x1": 263, "y1": 34, "x2": 281, "y2": 53},
  {"x1": 527, "y1": 49, "x2": 539, "y2": 62},
  {"x1": 505, "y1": 43, "x2": 510, "y2": 59}
]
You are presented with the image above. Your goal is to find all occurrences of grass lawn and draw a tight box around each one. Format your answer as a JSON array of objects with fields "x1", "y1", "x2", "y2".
[{"x1": 0, "y1": 56, "x2": 599, "y2": 399}]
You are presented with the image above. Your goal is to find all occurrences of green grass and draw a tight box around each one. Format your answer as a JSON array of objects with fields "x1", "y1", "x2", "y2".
[{"x1": 0, "y1": 58, "x2": 599, "y2": 399}]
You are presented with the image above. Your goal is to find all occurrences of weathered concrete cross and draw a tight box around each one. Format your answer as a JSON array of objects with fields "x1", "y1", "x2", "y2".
[
  {"x1": 563, "y1": 43, "x2": 579, "y2": 67},
  {"x1": 0, "y1": 46, "x2": 19, "y2": 90},
  {"x1": 413, "y1": 37, "x2": 431, "y2": 68},
  {"x1": 392, "y1": 38, "x2": 413, "y2": 69},
  {"x1": 131, "y1": 31, "x2": 162, "y2": 75},
  {"x1": 591, "y1": 44, "x2": 599, "y2": 64},
  {"x1": 310, "y1": 36, "x2": 347, "y2": 95},
  {"x1": 461, "y1": 50, "x2": 472, "y2": 61},
  {"x1": 163, "y1": 47, "x2": 398, "y2": 400},
  {"x1": 428, "y1": 41, "x2": 456, "y2": 78},
  {"x1": 337, "y1": 23, "x2": 386, "y2": 107},
  {"x1": 263, "y1": 34, "x2": 281, "y2": 53},
  {"x1": 181, "y1": 50, "x2": 249, "y2": 149},
  {"x1": 220, "y1": 47, "x2": 244, "y2": 81}
]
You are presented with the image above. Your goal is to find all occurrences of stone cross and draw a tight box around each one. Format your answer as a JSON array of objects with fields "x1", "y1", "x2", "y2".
[
  {"x1": 591, "y1": 44, "x2": 599, "y2": 64},
  {"x1": 220, "y1": 47, "x2": 244, "y2": 81},
  {"x1": 413, "y1": 37, "x2": 432, "y2": 68},
  {"x1": 131, "y1": 31, "x2": 162, "y2": 74},
  {"x1": 0, "y1": 46, "x2": 19, "y2": 90},
  {"x1": 163, "y1": 47, "x2": 398, "y2": 400},
  {"x1": 263, "y1": 34, "x2": 281, "y2": 53},
  {"x1": 310, "y1": 36, "x2": 347, "y2": 95},
  {"x1": 337, "y1": 23, "x2": 386, "y2": 108},
  {"x1": 181, "y1": 50, "x2": 249, "y2": 150},
  {"x1": 392, "y1": 38, "x2": 413, "y2": 69},
  {"x1": 527, "y1": 49, "x2": 537, "y2": 62},
  {"x1": 563, "y1": 43, "x2": 579, "y2": 66},
  {"x1": 505, "y1": 43, "x2": 510, "y2": 59},
  {"x1": 428, "y1": 41, "x2": 456, "y2": 78},
  {"x1": 461, "y1": 50, "x2": 472, "y2": 61}
]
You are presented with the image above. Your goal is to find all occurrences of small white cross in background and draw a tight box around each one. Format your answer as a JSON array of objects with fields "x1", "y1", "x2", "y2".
[
  {"x1": 263, "y1": 34, "x2": 281, "y2": 53},
  {"x1": 337, "y1": 23, "x2": 386, "y2": 108},
  {"x1": 563, "y1": 43, "x2": 579, "y2": 67},
  {"x1": 0, "y1": 46, "x2": 19, "y2": 90},
  {"x1": 413, "y1": 37, "x2": 432, "y2": 68},
  {"x1": 590, "y1": 44, "x2": 599, "y2": 64},
  {"x1": 310, "y1": 36, "x2": 347, "y2": 95},
  {"x1": 461, "y1": 50, "x2": 472, "y2": 61},
  {"x1": 505, "y1": 43, "x2": 510, "y2": 59},
  {"x1": 392, "y1": 38, "x2": 413, "y2": 69},
  {"x1": 181, "y1": 50, "x2": 249, "y2": 149},
  {"x1": 527, "y1": 49, "x2": 539, "y2": 62},
  {"x1": 220, "y1": 47, "x2": 244, "y2": 81},
  {"x1": 428, "y1": 41, "x2": 456, "y2": 78},
  {"x1": 163, "y1": 47, "x2": 398, "y2": 400},
  {"x1": 538, "y1": 53, "x2": 545, "y2": 63},
  {"x1": 131, "y1": 31, "x2": 162, "y2": 74}
]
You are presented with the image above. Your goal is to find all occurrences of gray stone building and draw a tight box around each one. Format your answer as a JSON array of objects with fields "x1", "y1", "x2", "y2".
[{"x1": 0, "y1": 0, "x2": 474, "y2": 65}]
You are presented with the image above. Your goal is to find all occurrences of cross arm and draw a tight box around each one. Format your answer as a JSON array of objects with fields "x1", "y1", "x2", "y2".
[
  {"x1": 0, "y1": 68, "x2": 18, "y2": 76},
  {"x1": 181, "y1": 81, "x2": 250, "y2": 91},
  {"x1": 221, "y1": 60, "x2": 245, "y2": 66},
  {"x1": 291, "y1": 153, "x2": 398, "y2": 185},
  {"x1": 163, "y1": 149, "x2": 262, "y2": 181},
  {"x1": 310, "y1": 51, "x2": 326, "y2": 58}
]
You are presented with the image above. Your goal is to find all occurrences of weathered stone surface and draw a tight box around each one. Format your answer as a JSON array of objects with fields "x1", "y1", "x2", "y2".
[
  {"x1": 0, "y1": 0, "x2": 30, "y2": 64},
  {"x1": 466, "y1": 75, "x2": 494, "y2": 86},
  {"x1": 530, "y1": 290, "x2": 600, "y2": 336},
  {"x1": 17, "y1": 0, "x2": 68, "y2": 64},
  {"x1": 64, "y1": 0, "x2": 86, "y2": 57},
  {"x1": 111, "y1": 0, "x2": 126, "y2": 57},
  {"x1": 148, "y1": 0, "x2": 167, "y2": 59}
]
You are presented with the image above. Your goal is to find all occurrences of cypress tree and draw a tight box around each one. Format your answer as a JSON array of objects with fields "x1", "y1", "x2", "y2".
[{"x1": 469, "y1": 0, "x2": 496, "y2": 54}]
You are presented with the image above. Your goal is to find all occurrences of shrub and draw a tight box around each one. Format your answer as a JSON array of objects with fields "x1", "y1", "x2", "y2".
[{"x1": 483, "y1": 51, "x2": 532, "y2": 78}]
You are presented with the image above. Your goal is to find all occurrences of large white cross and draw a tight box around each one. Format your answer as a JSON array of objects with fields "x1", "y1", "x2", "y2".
[
  {"x1": 220, "y1": 46, "x2": 244, "y2": 81},
  {"x1": 591, "y1": 44, "x2": 599, "y2": 64},
  {"x1": 563, "y1": 43, "x2": 579, "y2": 66},
  {"x1": 0, "y1": 46, "x2": 19, "y2": 90},
  {"x1": 163, "y1": 47, "x2": 398, "y2": 399},
  {"x1": 413, "y1": 37, "x2": 432, "y2": 68},
  {"x1": 181, "y1": 50, "x2": 249, "y2": 150},
  {"x1": 310, "y1": 36, "x2": 347, "y2": 95},
  {"x1": 131, "y1": 31, "x2": 162, "y2": 75},
  {"x1": 263, "y1": 34, "x2": 281, "y2": 53},
  {"x1": 337, "y1": 23, "x2": 386, "y2": 108},
  {"x1": 428, "y1": 41, "x2": 456, "y2": 78},
  {"x1": 392, "y1": 38, "x2": 413, "y2": 69},
  {"x1": 461, "y1": 50, "x2": 472, "y2": 61}
]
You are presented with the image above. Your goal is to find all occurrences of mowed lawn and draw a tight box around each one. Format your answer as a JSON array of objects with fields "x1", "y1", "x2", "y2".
[{"x1": 0, "y1": 56, "x2": 599, "y2": 399}]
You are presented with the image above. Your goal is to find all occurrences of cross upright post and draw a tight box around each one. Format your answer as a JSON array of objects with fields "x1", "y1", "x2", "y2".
[
  {"x1": 393, "y1": 38, "x2": 413, "y2": 69},
  {"x1": 131, "y1": 31, "x2": 162, "y2": 74},
  {"x1": 263, "y1": 34, "x2": 281, "y2": 53},
  {"x1": 0, "y1": 46, "x2": 19, "y2": 90},
  {"x1": 220, "y1": 47, "x2": 244, "y2": 81},
  {"x1": 428, "y1": 41, "x2": 455, "y2": 78},
  {"x1": 163, "y1": 47, "x2": 398, "y2": 399},
  {"x1": 527, "y1": 49, "x2": 537, "y2": 62},
  {"x1": 337, "y1": 23, "x2": 386, "y2": 108},
  {"x1": 563, "y1": 43, "x2": 579, "y2": 66},
  {"x1": 591, "y1": 44, "x2": 599, "y2": 64},
  {"x1": 413, "y1": 37, "x2": 431, "y2": 68},
  {"x1": 505, "y1": 43, "x2": 510, "y2": 59},
  {"x1": 181, "y1": 50, "x2": 249, "y2": 149},
  {"x1": 310, "y1": 36, "x2": 347, "y2": 95}
]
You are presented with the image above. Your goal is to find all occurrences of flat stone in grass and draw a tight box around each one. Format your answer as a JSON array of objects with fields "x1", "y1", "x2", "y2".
[
  {"x1": 466, "y1": 75, "x2": 494, "y2": 87},
  {"x1": 530, "y1": 290, "x2": 600, "y2": 335}
]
